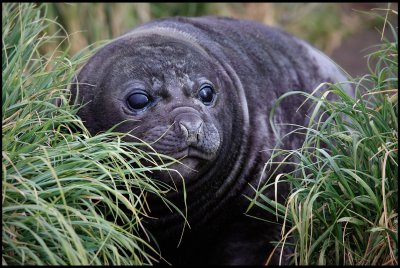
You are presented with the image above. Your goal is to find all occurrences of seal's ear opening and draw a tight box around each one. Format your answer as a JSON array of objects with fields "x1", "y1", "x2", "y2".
[
  {"x1": 53, "y1": 73, "x2": 78, "y2": 108},
  {"x1": 58, "y1": 72, "x2": 89, "y2": 135},
  {"x1": 67, "y1": 73, "x2": 80, "y2": 107},
  {"x1": 67, "y1": 65, "x2": 102, "y2": 135},
  {"x1": 54, "y1": 95, "x2": 63, "y2": 108}
]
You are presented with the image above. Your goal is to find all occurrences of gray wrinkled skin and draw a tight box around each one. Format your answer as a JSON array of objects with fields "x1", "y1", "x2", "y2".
[{"x1": 70, "y1": 16, "x2": 349, "y2": 265}]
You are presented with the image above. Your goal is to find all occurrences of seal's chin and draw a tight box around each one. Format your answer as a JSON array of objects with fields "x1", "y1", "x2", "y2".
[
  {"x1": 173, "y1": 147, "x2": 216, "y2": 161},
  {"x1": 173, "y1": 147, "x2": 213, "y2": 176}
]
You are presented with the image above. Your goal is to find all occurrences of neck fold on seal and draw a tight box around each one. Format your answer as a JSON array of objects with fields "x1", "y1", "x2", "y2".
[{"x1": 119, "y1": 26, "x2": 210, "y2": 59}]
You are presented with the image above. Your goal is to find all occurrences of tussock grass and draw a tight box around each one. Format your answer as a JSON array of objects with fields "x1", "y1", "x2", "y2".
[
  {"x1": 2, "y1": 3, "x2": 185, "y2": 265},
  {"x1": 249, "y1": 7, "x2": 398, "y2": 265}
]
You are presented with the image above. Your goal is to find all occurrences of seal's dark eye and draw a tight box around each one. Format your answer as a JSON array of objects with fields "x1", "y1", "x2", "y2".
[
  {"x1": 127, "y1": 92, "x2": 151, "y2": 111},
  {"x1": 198, "y1": 84, "x2": 215, "y2": 105}
]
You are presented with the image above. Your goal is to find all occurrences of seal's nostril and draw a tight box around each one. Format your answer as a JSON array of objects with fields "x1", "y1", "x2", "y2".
[
  {"x1": 178, "y1": 117, "x2": 203, "y2": 144},
  {"x1": 179, "y1": 122, "x2": 189, "y2": 139}
]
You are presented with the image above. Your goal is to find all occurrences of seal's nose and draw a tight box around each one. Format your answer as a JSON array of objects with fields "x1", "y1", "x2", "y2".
[{"x1": 177, "y1": 114, "x2": 203, "y2": 145}]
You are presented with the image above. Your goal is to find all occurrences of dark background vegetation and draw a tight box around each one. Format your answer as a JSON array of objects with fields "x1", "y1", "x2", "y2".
[{"x1": 42, "y1": 2, "x2": 398, "y2": 78}]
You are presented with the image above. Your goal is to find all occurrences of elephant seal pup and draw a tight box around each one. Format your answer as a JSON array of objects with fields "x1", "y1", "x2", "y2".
[{"x1": 70, "y1": 16, "x2": 349, "y2": 265}]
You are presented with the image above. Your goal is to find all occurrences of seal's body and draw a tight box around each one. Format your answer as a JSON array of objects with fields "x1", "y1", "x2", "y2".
[{"x1": 71, "y1": 16, "x2": 349, "y2": 265}]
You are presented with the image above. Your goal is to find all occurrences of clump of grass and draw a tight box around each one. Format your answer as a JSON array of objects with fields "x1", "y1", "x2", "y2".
[
  {"x1": 2, "y1": 3, "x2": 185, "y2": 265},
  {"x1": 248, "y1": 8, "x2": 398, "y2": 265}
]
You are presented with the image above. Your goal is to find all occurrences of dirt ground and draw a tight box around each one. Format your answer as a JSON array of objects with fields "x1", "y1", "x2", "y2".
[
  {"x1": 234, "y1": 2, "x2": 398, "y2": 78},
  {"x1": 331, "y1": 27, "x2": 397, "y2": 78},
  {"x1": 330, "y1": 3, "x2": 398, "y2": 78}
]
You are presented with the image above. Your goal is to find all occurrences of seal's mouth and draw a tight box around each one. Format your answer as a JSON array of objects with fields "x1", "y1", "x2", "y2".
[
  {"x1": 172, "y1": 146, "x2": 215, "y2": 161},
  {"x1": 147, "y1": 147, "x2": 212, "y2": 187}
]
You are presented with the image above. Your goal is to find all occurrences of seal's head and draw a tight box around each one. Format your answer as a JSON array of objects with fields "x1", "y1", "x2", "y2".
[{"x1": 70, "y1": 28, "x2": 243, "y2": 186}]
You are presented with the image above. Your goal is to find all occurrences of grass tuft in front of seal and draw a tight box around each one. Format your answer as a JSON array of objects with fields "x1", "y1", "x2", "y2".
[{"x1": 2, "y1": 3, "x2": 185, "y2": 265}]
